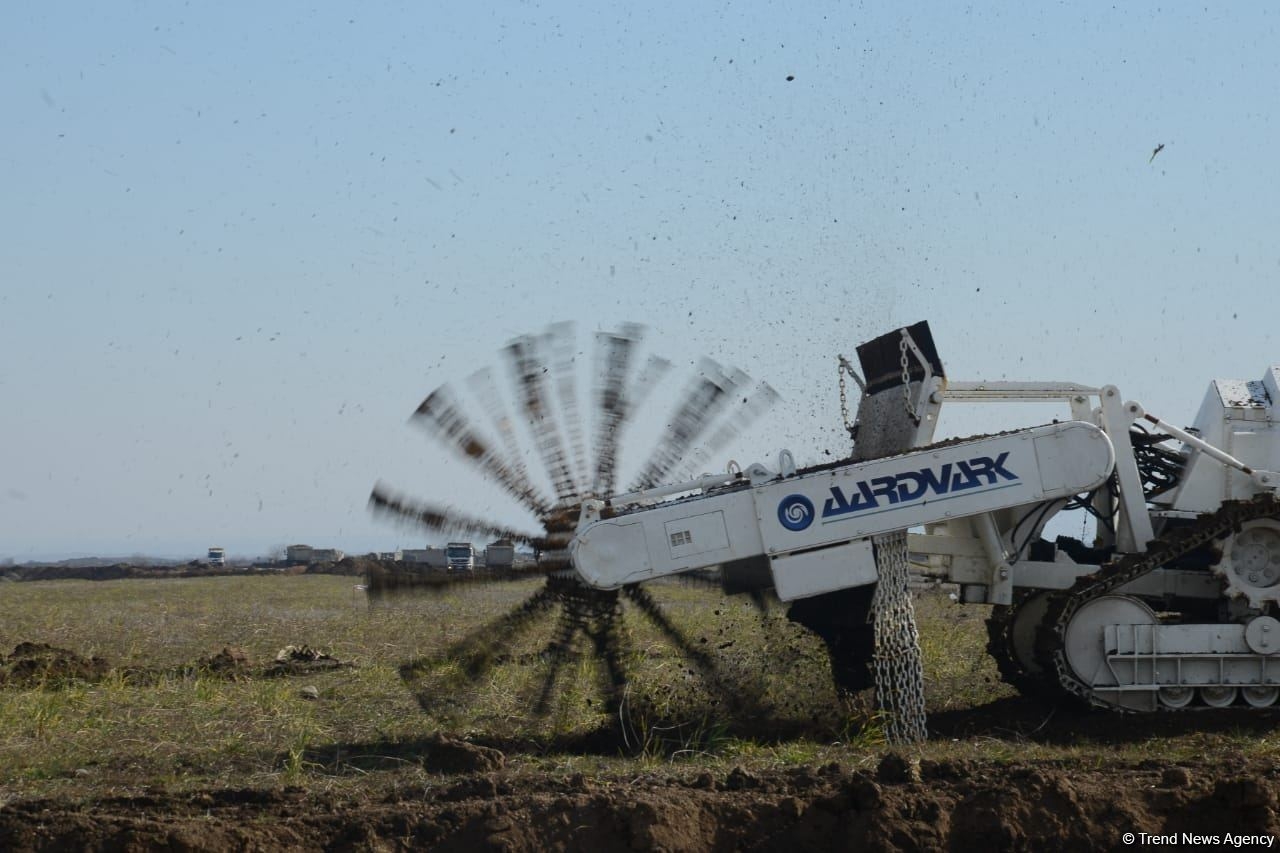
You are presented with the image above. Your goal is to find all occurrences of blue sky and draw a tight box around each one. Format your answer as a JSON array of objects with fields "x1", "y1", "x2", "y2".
[{"x1": 2, "y1": 2, "x2": 1277, "y2": 559}]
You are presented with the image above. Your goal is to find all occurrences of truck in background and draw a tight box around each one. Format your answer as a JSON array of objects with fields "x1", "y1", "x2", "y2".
[
  {"x1": 402, "y1": 547, "x2": 448, "y2": 568},
  {"x1": 285, "y1": 544, "x2": 345, "y2": 565},
  {"x1": 445, "y1": 542, "x2": 475, "y2": 573},
  {"x1": 207, "y1": 547, "x2": 226, "y2": 567},
  {"x1": 484, "y1": 539, "x2": 516, "y2": 572}
]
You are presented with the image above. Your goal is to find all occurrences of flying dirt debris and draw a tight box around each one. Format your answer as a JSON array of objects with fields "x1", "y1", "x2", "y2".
[{"x1": 371, "y1": 320, "x2": 1280, "y2": 745}]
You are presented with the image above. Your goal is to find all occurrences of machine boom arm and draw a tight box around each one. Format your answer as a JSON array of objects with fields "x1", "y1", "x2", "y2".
[{"x1": 571, "y1": 421, "x2": 1114, "y2": 599}]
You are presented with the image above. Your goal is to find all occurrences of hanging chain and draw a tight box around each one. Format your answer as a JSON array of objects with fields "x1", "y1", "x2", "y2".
[
  {"x1": 870, "y1": 529, "x2": 927, "y2": 744},
  {"x1": 878, "y1": 331, "x2": 926, "y2": 742},
  {"x1": 837, "y1": 355, "x2": 857, "y2": 439},
  {"x1": 899, "y1": 336, "x2": 920, "y2": 424}
]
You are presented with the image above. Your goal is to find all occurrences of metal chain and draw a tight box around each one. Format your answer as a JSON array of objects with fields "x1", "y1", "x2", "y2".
[
  {"x1": 899, "y1": 337, "x2": 919, "y2": 424},
  {"x1": 870, "y1": 529, "x2": 927, "y2": 744},
  {"x1": 837, "y1": 355, "x2": 857, "y2": 438}
]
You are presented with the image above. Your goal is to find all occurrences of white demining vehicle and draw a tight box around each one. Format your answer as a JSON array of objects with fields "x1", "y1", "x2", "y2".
[{"x1": 568, "y1": 322, "x2": 1280, "y2": 713}]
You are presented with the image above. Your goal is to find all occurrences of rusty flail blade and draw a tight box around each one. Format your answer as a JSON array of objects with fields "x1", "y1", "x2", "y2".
[
  {"x1": 627, "y1": 354, "x2": 672, "y2": 420},
  {"x1": 504, "y1": 334, "x2": 577, "y2": 504},
  {"x1": 411, "y1": 384, "x2": 551, "y2": 516},
  {"x1": 466, "y1": 366, "x2": 534, "y2": 495},
  {"x1": 591, "y1": 324, "x2": 643, "y2": 497},
  {"x1": 629, "y1": 358, "x2": 742, "y2": 491},
  {"x1": 548, "y1": 321, "x2": 590, "y2": 499},
  {"x1": 685, "y1": 380, "x2": 781, "y2": 472},
  {"x1": 369, "y1": 482, "x2": 540, "y2": 545},
  {"x1": 594, "y1": 351, "x2": 671, "y2": 496}
]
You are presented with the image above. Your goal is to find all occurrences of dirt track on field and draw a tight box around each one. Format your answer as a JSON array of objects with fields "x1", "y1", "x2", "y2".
[{"x1": 2, "y1": 757, "x2": 1277, "y2": 852}]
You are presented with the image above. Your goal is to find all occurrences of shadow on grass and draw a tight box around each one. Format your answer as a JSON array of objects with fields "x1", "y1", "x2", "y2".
[
  {"x1": 294, "y1": 708, "x2": 868, "y2": 779},
  {"x1": 294, "y1": 728, "x2": 630, "y2": 777},
  {"x1": 283, "y1": 694, "x2": 1280, "y2": 782},
  {"x1": 387, "y1": 577, "x2": 868, "y2": 763},
  {"x1": 928, "y1": 694, "x2": 1280, "y2": 745}
]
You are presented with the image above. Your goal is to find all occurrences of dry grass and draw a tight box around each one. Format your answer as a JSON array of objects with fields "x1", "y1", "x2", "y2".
[{"x1": 2, "y1": 575, "x2": 1278, "y2": 803}]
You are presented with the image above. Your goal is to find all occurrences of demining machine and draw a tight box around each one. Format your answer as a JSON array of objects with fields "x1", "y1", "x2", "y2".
[
  {"x1": 567, "y1": 322, "x2": 1280, "y2": 715},
  {"x1": 370, "y1": 320, "x2": 1280, "y2": 743}
]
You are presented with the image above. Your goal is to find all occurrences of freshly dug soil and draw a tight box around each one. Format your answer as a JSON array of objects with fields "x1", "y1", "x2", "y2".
[
  {"x1": 1, "y1": 758, "x2": 1276, "y2": 852},
  {"x1": 0, "y1": 641, "x2": 354, "y2": 688},
  {"x1": 0, "y1": 643, "x2": 110, "y2": 687}
]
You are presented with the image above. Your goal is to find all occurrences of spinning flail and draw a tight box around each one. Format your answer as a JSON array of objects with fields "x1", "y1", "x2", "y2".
[
  {"x1": 372, "y1": 322, "x2": 777, "y2": 569},
  {"x1": 369, "y1": 322, "x2": 783, "y2": 740}
]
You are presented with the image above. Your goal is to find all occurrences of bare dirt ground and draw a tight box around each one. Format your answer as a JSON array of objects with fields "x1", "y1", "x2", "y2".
[
  {"x1": 3, "y1": 578, "x2": 1279, "y2": 851},
  {"x1": 2, "y1": 751, "x2": 1278, "y2": 851},
  {"x1": 5, "y1": 689, "x2": 1280, "y2": 852}
]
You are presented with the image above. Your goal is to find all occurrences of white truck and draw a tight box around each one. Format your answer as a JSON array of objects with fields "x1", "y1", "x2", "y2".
[
  {"x1": 207, "y1": 547, "x2": 226, "y2": 567},
  {"x1": 446, "y1": 542, "x2": 475, "y2": 573}
]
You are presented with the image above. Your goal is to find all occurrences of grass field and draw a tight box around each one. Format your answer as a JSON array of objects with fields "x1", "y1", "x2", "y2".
[{"x1": 1, "y1": 573, "x2": 1277, "y2": 808}]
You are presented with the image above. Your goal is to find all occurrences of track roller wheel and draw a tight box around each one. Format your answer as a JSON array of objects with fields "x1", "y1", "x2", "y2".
[
  {"x1": 1199, "y1": 685, "x2": 1238, "y2": 708},
  {"x1": 1158, "y1": 686, "x2": 1194, "y2": 709},
  {"x1": 1242, "y1": 686, "x2": 1279, "y2": 708}
]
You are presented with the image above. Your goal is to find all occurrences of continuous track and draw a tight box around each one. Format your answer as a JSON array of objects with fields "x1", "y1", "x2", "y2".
[{"x1": 1038, "y1": 494, "x2": 1280, "y2": 710}]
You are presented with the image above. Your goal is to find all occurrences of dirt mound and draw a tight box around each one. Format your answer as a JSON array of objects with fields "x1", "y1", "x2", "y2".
[
  {"x1": 0, "y1": 642, "x2": 109, "y2": 687},
  {"x1": 198, "y1": 646, "x2": 253, "y2": 675},
  {"x1": 0, "y1": 642, "x2": 353, "y2": 689},
  {"x1": 1, "y1": 759, "x2": 1277, "y2": 851},
  {"x1": 265, "y1": 644, "x2": 352, "y2": 676},
  {"x1": 422, "y1": 733, "x2": 506, "y2": 774},
  {"x1": 9, "y1": 564, "x2": 138, "y2": 582}
]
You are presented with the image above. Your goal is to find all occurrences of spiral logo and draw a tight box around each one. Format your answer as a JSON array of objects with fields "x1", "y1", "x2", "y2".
[{"x1": 777, "y1": 494, "x2": 815, "y2": 531}]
